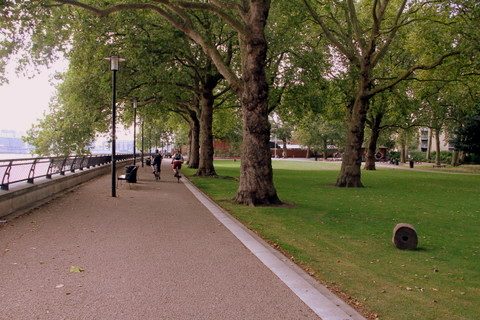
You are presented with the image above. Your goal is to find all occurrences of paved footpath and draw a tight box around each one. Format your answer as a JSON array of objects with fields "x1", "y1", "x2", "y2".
[{"x1": 1, "y1": 162, "x2": 365, "y2": 320}]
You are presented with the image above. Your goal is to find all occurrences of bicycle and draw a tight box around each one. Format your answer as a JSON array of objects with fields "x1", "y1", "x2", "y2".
[
  {"x1": 174, "y1": 167, "x2": 181, "y2": 183},
  {"x1": 151, "y1": 151, "x2": 163, "y2": 181},
  {"x1": 153, "y1": 167, "x2": 161, "y2": 180},
  {"x1": 151, "y1": 162, "x2": 161, "y2": 181},
  {"x1": 172, "y1": 159, "x2": 183, "y2": 183}
]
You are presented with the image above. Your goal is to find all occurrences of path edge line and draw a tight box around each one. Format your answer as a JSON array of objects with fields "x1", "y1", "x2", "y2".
[{"x1": 182, "y1": 178, "x2": 366, "y2": 320}]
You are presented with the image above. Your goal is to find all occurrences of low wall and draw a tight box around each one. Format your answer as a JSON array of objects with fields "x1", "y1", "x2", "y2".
[{"x1": 0, "y1": 162, "x2": 127, "y2": 220}]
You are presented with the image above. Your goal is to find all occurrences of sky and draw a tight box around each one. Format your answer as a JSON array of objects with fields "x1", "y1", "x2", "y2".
[
  {"x1": 0, "y1": 59, "x2": 67, "y2": 135},
  {"x1": 0, "y1": 58, "x2": 133, "y2": 140}
]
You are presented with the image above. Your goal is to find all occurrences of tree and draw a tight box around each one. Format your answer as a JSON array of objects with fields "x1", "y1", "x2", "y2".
[
  {"x1": 363, "y1": 80, "x2": 423, "y2": 170},
  {"x1": 33, "y1": 0, "x2": 280, "y2": 205},
  {"x1": 303, "y1": 0, "x2": 461, "y2": 187},
  {"x1": 294, "y1": 111, "x2": 345, "y2": 159},
  {"x1": 364, "y1": 94, "x2": 387, "y2": 170},
  {"x1": 275, "y1": 125, "x2": 292, "y2": 158},
  {"x1": 212, "y1": 103, "x2": 242, "y2": 157},
  {"x1": 452, "y1": 109, "x2": 480, "y2": 156}
]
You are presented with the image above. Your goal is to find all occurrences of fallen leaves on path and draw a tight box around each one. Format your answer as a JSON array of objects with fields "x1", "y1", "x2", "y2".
[{"x1": 69, "y1": 266, "x2": 85, "y2": 273}]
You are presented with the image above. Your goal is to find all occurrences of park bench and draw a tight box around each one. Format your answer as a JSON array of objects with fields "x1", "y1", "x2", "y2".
[
  {"x1": 118, "y1": 165, "x2": 138, "y2": 187},
  {"x1": 433, "y1": 164, "x2": 446, "y2": 168}
]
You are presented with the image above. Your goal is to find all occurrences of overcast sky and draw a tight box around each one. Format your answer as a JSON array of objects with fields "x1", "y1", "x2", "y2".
[
  {"x1": 0, "y1": 59, "x2": 132, "y2": 140},
  {"x1": 0, "y1": 59, "x2": 67, "y2": 134}
]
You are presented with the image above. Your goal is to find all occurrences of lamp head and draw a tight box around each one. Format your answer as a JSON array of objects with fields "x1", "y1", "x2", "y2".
[{"x1": 105, "y1": 56, "x2": 125, "y2": 71}]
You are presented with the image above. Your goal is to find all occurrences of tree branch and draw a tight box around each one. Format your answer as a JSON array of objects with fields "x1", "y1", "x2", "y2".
[
  {"x1": 303, "y1": 0, "x2": 359, "y2": 64},
  {"x1": 175, "y1": 1, "x2": 247, "y2": 35},
  {"x1": 52, "y1": 0, "x2": 242, "y2": 94},
  {"x1": 371, "y1": 0, "x2": 408, "y2": 67},
  {"x1": 53, "y1": 0, "x2": 164, "y2": 17},
  {"x1": 367, "y1": 51, "x2": 460, "y2": 96},
  {"x1": 213, "y1": 85, "x2": 231, "y2": 99},
  {"x1": 347, "y1": 0, "x2": 366, "y2": 51}
]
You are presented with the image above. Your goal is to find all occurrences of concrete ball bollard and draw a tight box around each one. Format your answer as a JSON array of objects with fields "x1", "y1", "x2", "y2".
[{"x1": 392, "y1": 223, "x2": 418, "y2": 250}]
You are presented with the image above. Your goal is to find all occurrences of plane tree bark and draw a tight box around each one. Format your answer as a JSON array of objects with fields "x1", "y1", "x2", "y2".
[{"x1": 196, "y1": 72, "x2": 222, "y2": 176}]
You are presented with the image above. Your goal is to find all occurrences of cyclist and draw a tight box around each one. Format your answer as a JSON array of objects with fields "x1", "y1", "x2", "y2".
[
  {"x1": 171, "y1": 150, "x2": 184, "y2": 178},
  {"x1": 152, "y1": 149, "x2": 162, "y2": 180}
]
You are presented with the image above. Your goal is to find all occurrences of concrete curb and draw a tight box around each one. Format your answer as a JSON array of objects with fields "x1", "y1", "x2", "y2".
[{"x1": 182, "y1": 178, "x2": 367, "y2": 320}]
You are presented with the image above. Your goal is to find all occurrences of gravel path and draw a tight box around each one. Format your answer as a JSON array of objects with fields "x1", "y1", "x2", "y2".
[{"x1": 0, "y1": 162, "x2": 362, "y2": 320}]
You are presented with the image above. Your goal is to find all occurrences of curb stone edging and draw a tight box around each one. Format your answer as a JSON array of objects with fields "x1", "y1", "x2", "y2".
[{"x1": 182, "y1": 177, "x2": 367, "y2": 320}]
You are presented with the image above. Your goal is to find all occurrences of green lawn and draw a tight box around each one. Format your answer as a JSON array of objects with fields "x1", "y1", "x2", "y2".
[
  {"x1": 185, "y1": 160, "x2": 480, "y2": 320},
  {"x1": 414, "y1": 163, "x2": 480, "y2": 174}
]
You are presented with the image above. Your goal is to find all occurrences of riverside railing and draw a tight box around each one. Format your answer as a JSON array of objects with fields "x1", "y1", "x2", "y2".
[{"x1": 0, "y1": 154, "x2": 136, "y2": 191}]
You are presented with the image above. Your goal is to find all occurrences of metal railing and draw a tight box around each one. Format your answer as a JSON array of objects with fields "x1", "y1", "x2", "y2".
[{"x1": 0, "y1": 154, "x2": 136, "y2": 191}]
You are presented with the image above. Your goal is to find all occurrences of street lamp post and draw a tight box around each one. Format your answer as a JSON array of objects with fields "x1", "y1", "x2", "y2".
[
  {"x1": 106, "y1": 55, "x2": 124, "y2": 197},
  {"x1": 141, "y1": 119, "x2": 144, "y2": 167},
  {"x1": 132, "y1": 98, "x2": 137, "y2": 165}
]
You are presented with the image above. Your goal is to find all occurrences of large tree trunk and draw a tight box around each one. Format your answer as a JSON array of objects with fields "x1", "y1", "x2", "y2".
[
  {"x1": 234, "y1": 3, "x2": 280, "y2": 205},
  {"x1": 435, "y1": 128, "x2": 441, "y2": 165},
  {"x1": 364, "y1": 113, "x2": 383, "y2": 170},
  {"x1": 188, "y1": 114, "x2": 200, "y2": 169},
  {"x1": 196, "y1": 80, "x2": 216, "y2": 176},
  {"x1": 336, "y1": 76, "x2": 370, "y2": 187}
]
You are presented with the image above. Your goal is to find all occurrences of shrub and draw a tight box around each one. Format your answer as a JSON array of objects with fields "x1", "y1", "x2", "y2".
[
  {"x1": 388, "y1": 151, "x2": 400, "y2": 161},
  {"x1": 430, "y1": 151, "x2": 453, "y2": 164},
  {"x1": 464, "y1": 153, "x2": 480, "y2": 164},
  {"x1": 408, "y1": 151, "x2": 427, "y2": 162}
]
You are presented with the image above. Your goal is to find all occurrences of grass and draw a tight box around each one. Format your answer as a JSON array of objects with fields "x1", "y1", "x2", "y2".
[
  {"x1": 414, "y1": 163, "x2": 480, "y2": 174},
  {"x1": 185, "y1": 160, "x2": 480, "y2": 320}
]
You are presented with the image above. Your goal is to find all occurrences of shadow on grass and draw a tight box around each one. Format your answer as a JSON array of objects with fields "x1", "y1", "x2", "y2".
[
  {"x1": 215, "y1": 175, "x2": 238, "y2": 181},
  {"x1": 414, "y1": 246, "x2": 428, "y2": 252},
  {"x1": 193, "y1": 175, "x2": 239, "y2": 181},
  {"x1": 217, "y1": 198, "x2": 297, "y2": 209}
]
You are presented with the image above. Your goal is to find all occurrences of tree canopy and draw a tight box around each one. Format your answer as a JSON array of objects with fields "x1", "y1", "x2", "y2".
[{"x1": 2, "y1": 0, "x2": 479, "y2": 198}]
